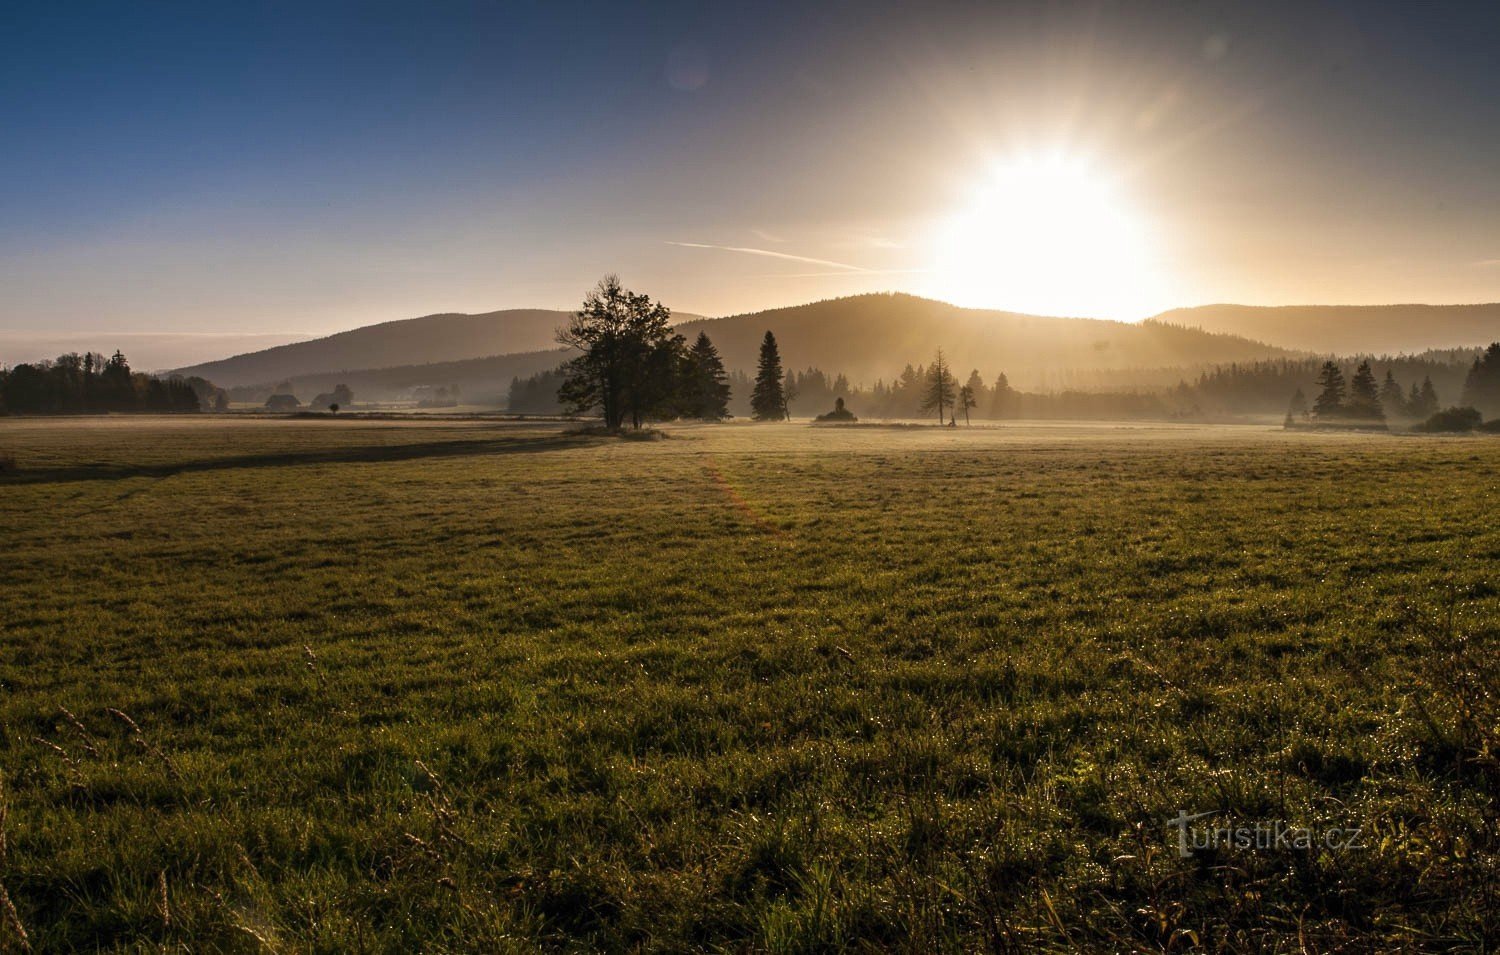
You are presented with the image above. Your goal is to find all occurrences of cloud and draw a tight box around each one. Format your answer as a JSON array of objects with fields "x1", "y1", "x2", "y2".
[
  {"x1": 1475, "y1": 258, "x2": 1500, "y2": 268},
  {"x1": 752, "y1": 269, "x2": 932, "y2": 278},
  {"x1": 667, "y1": 241, "x2": 872, "y2": 273}
]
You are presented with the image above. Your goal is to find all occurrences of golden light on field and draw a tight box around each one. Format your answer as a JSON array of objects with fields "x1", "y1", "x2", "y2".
[{"x1": 927, "y1": 154, "x2": 1172, "y2": 320}]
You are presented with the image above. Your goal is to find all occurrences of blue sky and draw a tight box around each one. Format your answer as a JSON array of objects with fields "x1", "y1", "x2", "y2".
[{"x1": 3, "y1": 0, "x2": 1499, "y2": 339}]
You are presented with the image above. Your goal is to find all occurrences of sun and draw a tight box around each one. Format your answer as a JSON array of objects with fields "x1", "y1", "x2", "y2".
[{"x1": 927, "y1": 155, "x2": 1172, "y2": 319}]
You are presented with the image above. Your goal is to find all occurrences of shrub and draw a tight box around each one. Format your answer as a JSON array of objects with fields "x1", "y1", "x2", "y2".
[
  {"x1": 1480, "y1": 418, "x2": 1500, "y2": 433},
  {"x1": 1415, "y1": 406, "x2": 1482, "y2": 433}
]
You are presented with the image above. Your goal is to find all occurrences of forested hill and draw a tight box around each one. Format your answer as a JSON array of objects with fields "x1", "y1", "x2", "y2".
[
  {"x1": 207, "y1": 293, "x2": 1302, "y2": 401},
  {"x1": 672, "y1": 294, "x2": 1297, "y2": 385},
  {"x1": 1150, "y1": 303, "x2": 1500, "y2": 356},
  {"x1": 174, "y1": 308, "x2": 696, "y2": 388}
]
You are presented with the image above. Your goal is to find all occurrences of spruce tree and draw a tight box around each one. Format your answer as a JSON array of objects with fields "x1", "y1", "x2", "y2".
[
  {"x1": 920, "y1": 349, "x2": 957, "y2": 424},
  {"x1": 750, "y1": 331, "x2": 786, "y2": 421},
  {"x1": 1312, "y1": 361, "x2": 1345, "y2": 418},
  {"x1": 1346, "y1": 361, "x2": 1383, "y2": 420},
  {"x1": 684, "y1": 332, "x2": 731, "y2": 420},
  {"x1": 1379, "y1": 370, "x2": 1406, "y2": 417},
  {"x1": 1415, "y1": 376, "x2": 1440, "y2": 418},
  {"x1": 1461, "y1": 342, "x2": 1500, "y2": 416},
  {"x1": 1287, "y1": 387, "x2": 1308, "y2": 422}
]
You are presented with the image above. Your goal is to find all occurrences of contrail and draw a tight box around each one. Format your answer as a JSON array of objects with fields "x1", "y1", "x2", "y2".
[{"x1": 667, "y1": 241, "x2": 872, "y2": 273}]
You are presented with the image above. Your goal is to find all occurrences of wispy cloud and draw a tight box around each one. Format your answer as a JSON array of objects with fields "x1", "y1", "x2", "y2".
[
  {"x1": 752, "y1": 269, "x2": 932, "y2": 278},
  {"x1": 667, "y1": 241, "x2": 872, "y2": 273},
  {"x1": 1475, "y1": 258, "x2": 1500, "y2": 268}
]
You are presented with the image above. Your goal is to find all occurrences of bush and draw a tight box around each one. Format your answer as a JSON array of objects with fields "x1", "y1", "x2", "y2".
[
  {"x1": 1480, "y1": 418, "x2": 1500, "y2": 433},
  {"x1": 0, "y1": 450, "x2": 15, "y2": 471},
  {"x1": 1415, "y1": 406, "x2": 1482, "y2": 433}
]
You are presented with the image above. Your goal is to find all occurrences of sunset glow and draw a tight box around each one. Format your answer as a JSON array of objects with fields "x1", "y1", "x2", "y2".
[{"x1": 927, "y1": 155, "x2": 1171, "y2": 319}]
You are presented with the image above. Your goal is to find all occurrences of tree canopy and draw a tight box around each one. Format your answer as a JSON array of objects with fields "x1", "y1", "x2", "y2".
[{"x1": 556, "y1": 275, "x2": 685, "y2": 430}]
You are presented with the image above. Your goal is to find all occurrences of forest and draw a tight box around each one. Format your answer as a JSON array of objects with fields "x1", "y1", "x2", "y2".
[
  {"x1": 0, "y1": 351, "x2": 209, "y2": 414},
  {"x1": 508, "y1": 336, "x2": 1500, "y2": 426}
]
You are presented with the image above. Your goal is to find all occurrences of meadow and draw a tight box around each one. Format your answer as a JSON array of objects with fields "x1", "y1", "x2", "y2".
[{"x1": 0, "y1": 416, "x2": 1496, "y2": 952}]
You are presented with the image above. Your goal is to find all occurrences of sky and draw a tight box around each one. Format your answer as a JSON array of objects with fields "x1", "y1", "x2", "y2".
[{"x1": 3, "y1": 0, "x2": 1500, "y2": 348}]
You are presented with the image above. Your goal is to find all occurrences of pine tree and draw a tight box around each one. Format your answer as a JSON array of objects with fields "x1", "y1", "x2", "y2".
[
  {"x1": 920, "y1": 349, "x2": 957, "y2": 424},
  {"x1": 1346, "y1": 361, "x2": 1383, "y2": 420},
  {"x1": 1461, "y1": 342, "x2": 1500, "y2": 416},
  {"x1": 750, "y1": 331, "x2": 786, "y2": 421},
  {"x1": 958, "y1": 384, "x2": 977, "y2": 425},
  {"x1": 1415, "y1": 376, "x2": 1440, "y2": 418},
  {"x1": 990, "y1": 372, "x2": 1013, "y2": 418},
  {"x1": 684, "y1": 332, "x2": 731, "y2": 420},
  {"x1": 1285, "y1": 387, "x2": 1308, "y2": 427},
  {"x1": 1379, "y1": 370, "x2": 1406, "y2": 418},
  {"x1": 963, "y1": 370, "x2": 987, "y2": 416},
  {"x1": 1312, "y1": 361, "x2": 1346, "y2": 418}
]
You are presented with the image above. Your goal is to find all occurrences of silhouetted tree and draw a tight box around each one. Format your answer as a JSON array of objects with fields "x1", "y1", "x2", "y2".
[
  {"x1": 682, "y1": 332, "x2": 732, "y2": 420},
  {"x1": 1413, "y1": 376, "x2": 1440, "y2": 418},
  {"x1": 963, "y1": 370, "x2": 987, "y2": 412},
  {"x1": 1461, "y1": 342, "x2": 1500, "y2": 416},
  {"x1": 958, "y1": 384, "x2": 977, "y2": 425},
  {"x1": 1312, "y1": 361, "x2": 1346, "y2": 418},
  {"x1": 1285, "y1": 387, "x2": 1308, "y2": 427},
  {"x1": 0, "y1": 349, "x2": 200, "y2": 414},
  {"x1": 920, "y1": 350, "x2": 957, "y2": 424},
  {"x1": 557, "y1": 275, "x2": 682, "y2": 430},
  {"x1": 1379, "y1": 370, "x2": 1406, "y2": 418},
  {"x1": 990, "y1": 372, "x2": 1014, "y2": 418},
  {"x1": 751, "y1": 331, "x2": 786, "y2": 421},
  {"x1": 1346, "y1": 361, "x2": 1384, "y2": 420}
]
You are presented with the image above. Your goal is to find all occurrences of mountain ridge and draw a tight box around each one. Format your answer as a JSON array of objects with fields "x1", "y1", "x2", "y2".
[
  {"x1": 1150, "y1": 302, "x2": 1500, "y2": 356},
  {"x1": 194, "y1": 293, "x2": 1304, "y2": 402}
]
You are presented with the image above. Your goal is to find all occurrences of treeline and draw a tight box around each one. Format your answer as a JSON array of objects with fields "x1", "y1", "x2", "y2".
[
  {"x1": 551, "y1": 276, "x2": 732, "y2": 427},
  {"x1": 1287, "y1": 344, "x2": 1500, "y2": 429},
  {"x1": 0, "y1": 351, "x2": 211, "y2": 414},
  {"x1": 516, "y1": 277, "x2": 1500, "y2": 427}
]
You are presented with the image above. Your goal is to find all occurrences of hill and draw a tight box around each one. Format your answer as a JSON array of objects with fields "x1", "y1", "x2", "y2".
[
  {"x1": 206, "y1": 294, "x2": 1302, "y2": 403},
  {"x1": 673, "y1": 294, "x2": 1297, "y2": 387},
  {"x1": 229, "y1": 348, "x2": 573, "y2": 407},
  {"x1": 1150, "y1": 303, "x2": 1500, "y2": 356},
  {"x1": 174, "y1": 309, "x2": 671, "y2": 388}
]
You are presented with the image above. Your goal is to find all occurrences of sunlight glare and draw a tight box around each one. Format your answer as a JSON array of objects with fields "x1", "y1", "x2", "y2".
[{"x1": 928, "y1": 155, "x2": 1172, "y2": 320}]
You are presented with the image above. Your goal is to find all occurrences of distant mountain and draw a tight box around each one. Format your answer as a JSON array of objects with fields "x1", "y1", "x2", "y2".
[
  {"x1": 233, "y1": 348, "x2": 572, "y2": 407},
  {"x1": 175, "y1": 309, "x2": 710, "y2": 388},
  {"x1": 1150, "y1": 303, "x2": 1500, "y2": 356},
  {"x1": 0, "y1": 331, "x2": 310, "y2": 374},
  {"x1": 672, "y1": 294, "x2": 1297, "y2": 387},
  {"x1": 213, "y1": 293, "x2": 1301, "y2": 404}
]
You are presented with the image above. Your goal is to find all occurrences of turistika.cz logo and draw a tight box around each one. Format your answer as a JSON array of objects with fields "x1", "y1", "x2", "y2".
[{"x1": 1167, "y1": 810, "x2": 1364, "y2": 858}]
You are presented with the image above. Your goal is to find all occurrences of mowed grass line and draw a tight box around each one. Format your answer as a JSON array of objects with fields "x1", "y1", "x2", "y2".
[{"x1": 0, "y1": 418, "x2": 1496, "y2": 951}]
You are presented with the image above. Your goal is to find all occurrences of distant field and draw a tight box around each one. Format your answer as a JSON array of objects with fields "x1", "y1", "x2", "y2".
[{"x1": 1, "y1": 417, "x2": 1496, "y2": 951}]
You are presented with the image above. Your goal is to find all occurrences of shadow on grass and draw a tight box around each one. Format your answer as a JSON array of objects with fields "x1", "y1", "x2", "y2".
[{"x1": 0, "y1": 434, "x2": 595, "y2": 486}]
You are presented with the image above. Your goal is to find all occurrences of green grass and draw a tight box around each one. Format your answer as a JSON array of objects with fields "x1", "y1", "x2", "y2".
[{"x1": 1, "y1": 417, "x2": 1496, "y2": 952}]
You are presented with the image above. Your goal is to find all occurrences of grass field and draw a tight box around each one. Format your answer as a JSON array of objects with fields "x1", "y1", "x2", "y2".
[{"x1": 1, "y1": 417, "x2": 1496, "y2": 952}]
